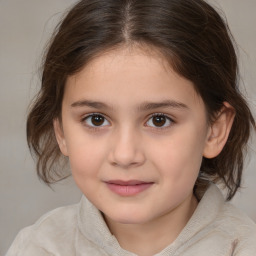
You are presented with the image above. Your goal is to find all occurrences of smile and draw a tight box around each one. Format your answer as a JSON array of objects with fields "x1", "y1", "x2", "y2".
[{"x1": 105, "y1": 180, "x2": 154, "y2": 196}]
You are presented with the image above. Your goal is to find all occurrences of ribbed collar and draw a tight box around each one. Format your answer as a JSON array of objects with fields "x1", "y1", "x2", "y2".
[{"x1": 77, "y1": 184, "x2": 224, "y2": 256}]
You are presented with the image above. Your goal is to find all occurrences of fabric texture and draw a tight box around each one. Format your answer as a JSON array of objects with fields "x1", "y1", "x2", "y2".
[{"x1": 6, "y1": 184, "x2": 256, "y2": 256}]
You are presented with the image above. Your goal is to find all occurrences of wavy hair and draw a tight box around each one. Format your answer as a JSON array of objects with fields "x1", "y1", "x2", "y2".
[{"x1": 27, "y1": 0, "x2": 255, "y2": 200}]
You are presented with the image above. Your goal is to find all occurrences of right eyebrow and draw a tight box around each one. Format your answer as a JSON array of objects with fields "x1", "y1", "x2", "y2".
[{"x1": 71, "y1": 100, "x2": 113, "y2": 110}]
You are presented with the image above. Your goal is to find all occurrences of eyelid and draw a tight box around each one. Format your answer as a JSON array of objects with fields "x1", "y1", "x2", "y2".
[
  {"x1": 81, "y1": 112, "x2": 111, "y2": 129},
  {"x1": 145, "y1": 113, "x2": 175, "y2": 129}
]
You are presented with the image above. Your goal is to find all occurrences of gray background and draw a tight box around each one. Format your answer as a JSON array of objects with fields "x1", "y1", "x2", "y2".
[{"x1": 0, "y1": 0, "x2": 255, "y2": 255}]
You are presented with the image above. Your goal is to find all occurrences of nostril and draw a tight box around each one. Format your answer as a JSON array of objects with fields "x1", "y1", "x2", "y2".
[
  {"x1": 109, "y1": 150, "x2": 145, "y2": 168},
  {"x1": 108, "y1": 131, "x2": 146, "y2": 168}
]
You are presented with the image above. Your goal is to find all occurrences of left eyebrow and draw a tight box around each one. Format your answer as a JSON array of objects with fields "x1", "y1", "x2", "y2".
[{"x1": 138, "y1": 100, "x2": 189, "y2": 111}]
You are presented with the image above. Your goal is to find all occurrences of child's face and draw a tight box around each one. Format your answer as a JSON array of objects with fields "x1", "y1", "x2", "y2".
[{"x1": 56, "y1": 47, "x2": 211, "y2": 225}]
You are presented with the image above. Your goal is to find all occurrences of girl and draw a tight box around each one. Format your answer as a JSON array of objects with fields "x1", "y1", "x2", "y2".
[{"x1": 6, "y1": 0, "x2": 256, "y2": 255}]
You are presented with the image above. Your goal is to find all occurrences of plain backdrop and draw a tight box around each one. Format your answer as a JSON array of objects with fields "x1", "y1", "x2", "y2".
[{"x1": 0, "y1": 0, "x2": 256, "y2": 255}]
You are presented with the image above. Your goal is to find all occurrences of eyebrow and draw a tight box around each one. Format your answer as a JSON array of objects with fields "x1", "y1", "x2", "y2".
[
  {"x1": 71, "y1": 99, "x2": 189, "y2": 111},
  {"x1": 138, "y1": 100, "x2": 189, "y2": 111},
  {"x1": 71, "y1": 100, "x2": 111, "y2": 109}
]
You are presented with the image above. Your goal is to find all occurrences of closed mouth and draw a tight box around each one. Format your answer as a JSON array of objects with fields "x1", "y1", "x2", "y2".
[
  {"x1": 106, "y1": 180, "x2": 153, "y2": 186},
  {"x1": 105, "y1": 180, "x2": 154, "y2": 196}
]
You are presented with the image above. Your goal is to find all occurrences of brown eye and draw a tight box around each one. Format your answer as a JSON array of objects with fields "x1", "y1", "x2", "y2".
[
  {"x1": 146, "y1": 114, "x2": 172, "y2": 128},
  {"x1": 91, "y1": 115, "x2": 104, "y2": 126},
  {"x1": 152, "y1": 116, "x2": 167, "y2": 127},
  {"x1": 84, "y1": 114, "x2": 110, "y2": 127}
]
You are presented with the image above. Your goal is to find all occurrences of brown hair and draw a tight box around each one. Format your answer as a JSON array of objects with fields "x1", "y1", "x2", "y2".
[{"x1": 27, "y1": 0, "x2": 255, "y2": 200}]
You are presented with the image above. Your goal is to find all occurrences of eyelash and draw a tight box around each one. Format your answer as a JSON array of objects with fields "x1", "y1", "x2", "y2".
[
  {"x1": 146, "y1": 113, "x2": 174, "y2": 129},
  {"x1": 81, "y1": 112, "x2": 175, "y2": 131},
  {"x1": 81, "y1": 112, "x2": 110, "y2": 131}
]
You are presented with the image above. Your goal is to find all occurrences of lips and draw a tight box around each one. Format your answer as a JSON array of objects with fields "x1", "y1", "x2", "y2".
[{"x1": 105, "y1": 180, "x2": 154, "y2": 196}]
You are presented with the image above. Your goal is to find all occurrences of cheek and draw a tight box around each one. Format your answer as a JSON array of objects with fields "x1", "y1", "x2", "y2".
[
  {"x1": 150, "y1": 127, "x2": 205, "y2": 183},
  {"x1": 66, "y1": 136, "x2": 106, "y2": 179},
  {"x1": 67, "y1": 140, "x2": 107, "y2": 199}
]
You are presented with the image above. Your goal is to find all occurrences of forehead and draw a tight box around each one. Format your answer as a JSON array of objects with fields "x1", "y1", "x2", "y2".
[{"x1": 64, "y1": 47, "x2": 204, "y2": 112}]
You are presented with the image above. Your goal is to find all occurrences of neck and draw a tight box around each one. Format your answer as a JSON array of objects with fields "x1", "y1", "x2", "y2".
[{"x1": 105, "y1": 194, "x2": 198, "y2": 256}]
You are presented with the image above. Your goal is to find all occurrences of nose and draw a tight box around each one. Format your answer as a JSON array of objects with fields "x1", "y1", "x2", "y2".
[{"x1": 108, "y1": 127, "x2": 145, "y2": 169}]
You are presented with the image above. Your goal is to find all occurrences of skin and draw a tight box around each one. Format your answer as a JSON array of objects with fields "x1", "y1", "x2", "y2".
[{"x1": 54, "y1": 47, "x2": 235, "y2": 255}]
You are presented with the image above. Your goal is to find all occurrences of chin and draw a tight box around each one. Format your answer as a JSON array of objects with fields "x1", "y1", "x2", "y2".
[{"x1": 105, "y1": 209, "x2": 153, "y2": 225}]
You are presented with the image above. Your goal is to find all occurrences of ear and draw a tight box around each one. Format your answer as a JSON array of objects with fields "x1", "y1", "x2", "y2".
[
  {"x1": 203, "y1": 102, "x2": 235, "y2": 159},
  {"x1": 53, "y1": 118, "x2": 69, "y2": 156}
]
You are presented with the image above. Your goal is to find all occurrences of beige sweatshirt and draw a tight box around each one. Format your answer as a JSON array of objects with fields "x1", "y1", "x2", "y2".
[{"x1": 6, "y1": 184, "x2": 256, "y2": 256}]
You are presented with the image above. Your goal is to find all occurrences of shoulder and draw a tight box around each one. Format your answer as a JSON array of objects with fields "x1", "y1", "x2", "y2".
[
  {"x1": 205, "y1": 185, "x2": 256, "y2": 253},
  {"x1": 32, "y1": 203, "x2": 78, "y2": 233},
  {"x1": 215, "y1": 192, "x2": 256, "y2": 236},
  {"x1": 190, "y1": 184, "x2": 256, "y2": 255},
  {"x1": 217, "y1": 201, "x2": 256, "y2": 254},
  {"x1": 199, "y1": 184, "x2": 256, "y2": 238},
  {"x1": 6, "y1": 203, "x2": 79, "y2": 256}
]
